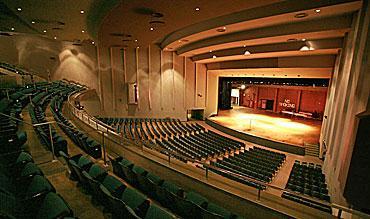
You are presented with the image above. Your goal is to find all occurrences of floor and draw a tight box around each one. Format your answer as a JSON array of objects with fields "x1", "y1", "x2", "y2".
[{"x1": 208, "y1": 106, "x2": 322, "y2": 146}]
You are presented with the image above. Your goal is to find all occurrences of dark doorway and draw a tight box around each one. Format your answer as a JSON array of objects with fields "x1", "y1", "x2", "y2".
[{"x1": 266, "y1": 100, "x2": 274, "y2": 110}]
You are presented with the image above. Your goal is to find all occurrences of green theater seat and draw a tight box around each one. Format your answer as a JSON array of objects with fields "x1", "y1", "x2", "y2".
[
  {"x1": 120, "y1": 187, "x2": 150, "y2": 218},
  {"x1": 144, "y1": 203, "x2": 175, "y2": 219},
  {"x1": 206, "y1": 202, "x2": 236, "y2": 219},
  {"x1": 36, "y1": 192, "x2": 73, "y2": 219}
]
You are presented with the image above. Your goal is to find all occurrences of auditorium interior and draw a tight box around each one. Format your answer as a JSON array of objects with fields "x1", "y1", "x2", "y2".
[{"x1": 0, "y1": 0, "x2": 369, "y2": 218}]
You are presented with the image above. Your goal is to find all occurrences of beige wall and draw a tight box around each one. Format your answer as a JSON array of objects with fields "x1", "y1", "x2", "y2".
[
  {"x1": 0, "y1": 34, "x2": 98, "y2": 89},
  {"x1": 320, "y1": 3, "x2": 370, "y2": 206},
  {"x1": 96, "y1": 44, "x2": 201, "y2": 120}
]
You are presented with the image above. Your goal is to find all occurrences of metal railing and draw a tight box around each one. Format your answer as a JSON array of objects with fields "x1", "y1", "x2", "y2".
[{"x1": 66, "y1": 89, "x2": 370, "y2": 219}]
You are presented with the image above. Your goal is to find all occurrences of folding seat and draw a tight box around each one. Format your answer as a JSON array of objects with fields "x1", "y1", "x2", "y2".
[
  {"x1": 156, "y1": 180, "x2": 185, "y2": 212},
  {"x1": 98, "y1": 175, "x2": 126, "y2": 208},
  {"x1": 18, "y1": 175, "x2": 56, "y2": 203},
  {"x1": 16, "y1": 162, "x2": 43, "y2": 181},
  {"x1": 205, "y1": 202, "x2": 236, "y2": 219},
  {"x1": 35, "y1": 192, "x2": 74, "y2": 218},
  {"x1": 68, "y1": 156, "x2": 93, "y2": 183},
  {"x1": 132, "y1": 165, "x2": 148, "y2": 187},
  {"x1": 100, "y1": 185, "x2": 141, "y2": 219},
  {"x1": 80, "y1": 164, "x2": 108, "y2": 190},
  {"x1": 111, "y1": 156, "x2": 125, "y2": 178},
  {"x1": 144, "y1": 203, "x2": 175, "y2": 219},
  {"x1": 118, "y1": 159, "x2": 135, "y2": 183},
  {"x1": 137, "y1": 172, "x2": 164, "y2": 199},
  {"x1": 120, "y1": 187, "x2": 150, "y2": 218}
]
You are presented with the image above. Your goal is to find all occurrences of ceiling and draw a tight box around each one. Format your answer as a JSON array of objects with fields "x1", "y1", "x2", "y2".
[{"x1": 0, "y1": 0, "x2": 364, "y2": 64}]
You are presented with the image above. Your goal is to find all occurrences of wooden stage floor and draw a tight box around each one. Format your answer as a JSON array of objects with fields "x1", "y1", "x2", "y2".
[{"x1": 208, "y1": 106, "x2": 322, "y2": 146}]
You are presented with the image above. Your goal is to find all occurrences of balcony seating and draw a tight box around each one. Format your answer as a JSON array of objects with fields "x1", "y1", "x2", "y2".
[
  {"x1": 111, "y1": 156, "x2": 239, "y2": 218},
  {"x1": 282, "y1": 192, "x2": 332, "y2": 213},
  {"x1": 284, "y1": 160, "x2": 331, "y2": 209},
  {"x1": 210, "y1": 146, "x2": 285, "y2": 189}
]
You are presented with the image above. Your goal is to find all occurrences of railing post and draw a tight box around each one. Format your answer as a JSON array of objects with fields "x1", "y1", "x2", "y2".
[
  {"x1": 48, "y1": 123, "x2": 56, "y2": 161},
  {"x1": 257, "y1": 188, "x2": 261, "y2": 200},
  {"x1": 6, "y1": 89, "x2": 9, "y2": 100},
  {"x1": 102, "y1": 131, "x2": 108, "y2": 166},
  {"x1": 337, "y1": 209, "x2": 342, "y2": 218},
  {"x1": 205, "y1": 166, "x2": 209, "y2": 179}
]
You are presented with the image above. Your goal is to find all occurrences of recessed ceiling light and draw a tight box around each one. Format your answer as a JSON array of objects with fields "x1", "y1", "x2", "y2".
[
  {"x1": 17, "y1": 7, "x2": 22, "y2": 12},
  {"x1": 300, "y1": 45, "x2": 310, "y2": 51},
  {"x1": 244, "y1": 50, "x2": 251, "y2": 55},
  {"x1": 209, "y1": 50, "x2": 213, "y2": 53},
  {"x1": 287, "y1": 38, "x2": 298, "y2": 42},
  {"x1": 43, "y1": 30, "x2": 47, "y2": 33},
  {"x1": 294, "y1": 13, "x2": 308, "y2": 18},
  {"x1": 315, "y1": 9, "x2": 321, "y2": 13},
  {"x1": 150, "y1": 27, "x2": 154, "y2": 31},
  {"x1": 212, "y1": 55, "x2": 217, "y2": 59},
  {"x1": 92, "y1": 41, "x2": 95, "y2": 45},
  {"x1": 54, "y1": 36, "x2": 57, "y2": 40},
  {"x1": 195, "y1": 7, "x2": 200, "y2": 11},
  {"x1": 134, "y1": 39, "x2": 138, "y2": 42},
  {"x1": 302, "y1": 38, "x2": 306, "y2": 41},
  {"x1": 136, "y1": 46, "x2": 140, "y2": 49},
  {"x1": 80, "y1": 10, "x2": 85, "y2": 14},
  {"x1": 31, "y1": 21, "x2": 35, "y2": 24},
  {"x1": 11, "y1": 27, "x2": 15, "y2": 31},
  {"x1": 81, "y1": 30, "x2": 85, "y2": 33}
]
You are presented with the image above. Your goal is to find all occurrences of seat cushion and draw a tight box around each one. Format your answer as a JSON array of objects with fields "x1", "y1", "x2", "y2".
[{"x1": 36, "y1": 192, "x2": 72, "y2": 219}]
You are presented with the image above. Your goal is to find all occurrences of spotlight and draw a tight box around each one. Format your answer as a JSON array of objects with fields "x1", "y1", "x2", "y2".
[
  {"x1": 80, "y1": 10, "x2": 85, "y2": 14},
  {"x1": 315, "y1": 9, "x2": 321, "y2": 13},
  {"x1": 244, "y1": 50, "x2": 251, "y2": 55},
  {"x1": 31, "y1": 21, "x2": 35, "y2": 24},
  {"x1": 212, "y1": 55, "x2": 217, "y2": 59},
  {"x1": 195, "y1": 7, "x2": 200, "y2": 11},
  {"x1": 17, "y1": 7, "x2": 22, "y2": 12},
  {"x1": 43, "y1": 30, "x2": 47, "y2": 33},
  {"x1": 11, "y1": 27, "x2": 15, "y2": 31},
  {"x1": 150, "y1": 27, "x2": 154, "y2": 31}
]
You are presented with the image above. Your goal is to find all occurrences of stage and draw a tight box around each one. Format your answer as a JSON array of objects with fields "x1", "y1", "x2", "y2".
[{"x1": 207, "y1": 107, "x2": 322, "y2": 154}]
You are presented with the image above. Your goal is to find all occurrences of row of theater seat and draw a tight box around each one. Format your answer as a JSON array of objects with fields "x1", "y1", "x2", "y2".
[
  {"x1": 97, "y1": 117, "x2": 204, "y2": 140},
  {"x1": 210, "y1": 146, "x2": 286, "y2": 189},
  {"x1": 28, "y1": 84, "x2": 69, "y2": 156},
  {"x1": 60, "y1": 151, "x2": 176, "y2": 219},
  {"x1": 285, "y1": 160, "x2": 330, "y2": 202},
  {"x1": 111, "y1": 156, "x2": 240, "y2": 219},
  {"x1": 0, "y1": 151, "x2": 74, "y2": 218},
  {"x1": 49, "y1": 85, "x2": 102, "y2": 159},
  {"x1": 0, "y1": 85, "x2": 75, "y2": 218}
]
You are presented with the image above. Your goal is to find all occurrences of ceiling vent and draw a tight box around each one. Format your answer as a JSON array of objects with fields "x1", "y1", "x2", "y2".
[{"x1": 149, "y1": 12, "x2": 165, "y2": 28}]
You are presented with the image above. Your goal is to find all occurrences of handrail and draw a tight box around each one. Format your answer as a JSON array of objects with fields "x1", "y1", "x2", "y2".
[{"x1": 66, "y1": 89, "x2": 370, "y2": 219}]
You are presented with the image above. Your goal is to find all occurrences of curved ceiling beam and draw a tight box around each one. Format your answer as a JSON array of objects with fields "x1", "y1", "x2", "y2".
[
  {"x1": 177, "y1": 15, "x2": 352, "y2": 56},
  {"x1": 86, "y1": 0, "x2": 121, "y2": 40},
  {"x1": 160, "y1": 0, "x2": 360, "y2": 49}
]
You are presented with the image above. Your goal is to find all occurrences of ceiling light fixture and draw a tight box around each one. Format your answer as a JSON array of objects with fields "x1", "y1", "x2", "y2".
[
  {"x1": 299, "y1": 45, "x2": 310, "y2": 51},
  {"x1": 54, "y1": 36, "x2": 57, "y2": 40},
  {"x1": 195, "y1": 7, "x2": 200, "y2": 11},
  {"x1": 150, "y1": 27, "x2": 154, "y2": 31},
  {"x1": 81, "y1": 30, "x2": 85, "y2": 33},
  {"x1": 80, "y1": 10, "x2": 85, "y2": 14},
  {"x1": 43, "y1": 30, "x2": 47, "y2": 33},
  {"x1": 31, "y1": 21, "x2": 35, "y2": 24},
  {"x1": 212, "y1": 55, "x2": 217, "y2": 59},
  {"x1": 243, "y1": 45, "x2": 246, "y2": 47},
  {"x1": 17, "y1": 7, "x2": 22, "y2": 12},
  {"x1": 134, "y1": 39, "x2": 138, "y2": 42},
  {"x1": 92, "y1": 41, "x2": 95, "y2": 45},
  {"x1": 294, "y1": 13, "x2": 308, "y2": 18},
  {"x1": 244, "y1": 50, "x2": 251, "y2": 55},
  {"x1": 302, "y1": 38, "x2": 306, "y2": 41},
  {"x1": 315, "y1": 9, "x2": 321, "y2": 13},
  {"x1": 209, "y1": 50, "x2": 213, "y2": 53},
  {"x1": 11, "y1": 27, "x2": 15, "y2": 31}
]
